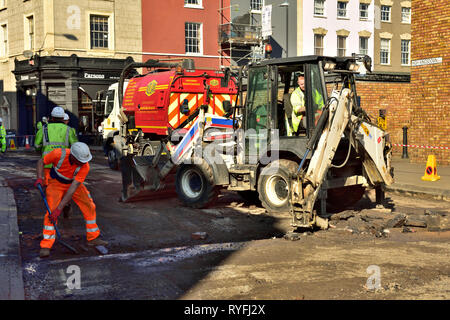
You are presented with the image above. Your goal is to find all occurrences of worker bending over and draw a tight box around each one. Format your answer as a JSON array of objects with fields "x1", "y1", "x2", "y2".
[{"x1": 35, "y1": 142, "x2": 107, "y2": 258}]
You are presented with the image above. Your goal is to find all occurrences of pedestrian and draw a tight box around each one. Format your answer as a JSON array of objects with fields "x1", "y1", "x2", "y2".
[
  {"x1": 0, "y1": 117, "x2": 6, "y2": 153},
  {"x1": 35, "y1": 142, "x2": 107, "y2": 258},
  {"x1": 34, "y1": 106, "x2": 78, "y2": 185}
]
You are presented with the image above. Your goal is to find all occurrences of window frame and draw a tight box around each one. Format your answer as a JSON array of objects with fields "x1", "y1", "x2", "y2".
[
  {"x1": 89, "y1": 14, "x2": 110, "y2": 50},
  {"x1": 0, "y1": 0, "x2": 6, "y2": 10},
  {"x1": 314, "y1": 0, "x2": 326, "y2": 16},
  {"x1": 0, "y1": 23, "x2": 7, "y2": 58},
  {"x1": 401, "y1": 7, "x2": 411, "y2": 24},
  {"x1": 380, "y1": 5, "x2": 391, "y2": 22},
  {"x1": 184, "y1": 0, "x2": 203, "y2": 9},
  {"x1": 359, "y1": 3, "x2": 369, "y2": 20},
  {"x1": 337, "y1": 1, "x2": 347, "y2": 18},
  {"x1": 337, "y1": 35, "x2": 346, "y2": 57},
  {"x1": 250, "y1": 0, "x2": 264, "y2": 13},
  {"x1": 24, "y1": 14, "x2": 34, "y2": 51},
  {"x1": 359, "y1": 36, "x2": 368, "y2": 56},
  {"x1": 380, "y1": 38, "x2": 390, "y2": 65},
  {"x1": 401, "y1": 39, "x2": 410, "y2": 66},
  {"x1": 185, "y1": 22, "x2": 203, "y2": 56},
  {"x1": 314, "y1": 34, "x2": 324, "y2": 55}
]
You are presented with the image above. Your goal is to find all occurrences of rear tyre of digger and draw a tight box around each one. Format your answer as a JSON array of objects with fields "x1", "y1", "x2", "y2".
[
  {"x1": 107, "y1": 148, "x2": 119, "y2": 170},
  {"x1": 175, "y1": 159, "x2": 218, "y2": 209},
  {"x1": 257, "y1": 159, "x2": 298, "y2": 213}
]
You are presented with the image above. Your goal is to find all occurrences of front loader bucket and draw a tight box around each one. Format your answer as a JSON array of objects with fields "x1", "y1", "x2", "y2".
[{"x1": 120, "y1": 155, "x2": 176, "y2": 202}]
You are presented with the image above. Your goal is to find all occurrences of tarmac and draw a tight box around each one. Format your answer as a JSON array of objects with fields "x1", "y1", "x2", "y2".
[{"x1": 0, "y1": 150, "x2": 448, "y2": 299}]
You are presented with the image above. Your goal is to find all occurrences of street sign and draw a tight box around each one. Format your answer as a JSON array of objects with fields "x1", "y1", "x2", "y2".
[
  {"x1": 261, "y1": 5, "x2": 272, "y2": 38},
  {"x1": 411, "y1": 57, "x2": 442, "y2": 67}
]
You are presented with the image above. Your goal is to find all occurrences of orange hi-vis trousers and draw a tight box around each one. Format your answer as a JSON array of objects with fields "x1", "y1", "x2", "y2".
[{"x1": 40, "y1": 178, "x2": 100, "y2": 249}]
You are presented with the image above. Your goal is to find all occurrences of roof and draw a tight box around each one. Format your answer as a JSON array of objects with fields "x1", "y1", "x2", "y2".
[{"x1": 249, "y1": 55, "x2": 358, "y2": 67}]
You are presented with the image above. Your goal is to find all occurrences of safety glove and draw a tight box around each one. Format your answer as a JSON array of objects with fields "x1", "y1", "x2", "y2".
[
  {"x1": 34, "y1": 178, "x2": 44, "y2": 188},
  {"x1": 49, "y1": 208, "x2": 62, "y2": 225}
]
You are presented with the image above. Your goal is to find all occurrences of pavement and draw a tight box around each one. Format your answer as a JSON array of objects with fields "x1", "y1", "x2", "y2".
[{"x1": 0, "y1": 151, "x2": 448, "y2": 300}]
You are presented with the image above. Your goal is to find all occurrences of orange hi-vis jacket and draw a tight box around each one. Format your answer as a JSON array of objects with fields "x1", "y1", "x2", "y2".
[{"x1": 40, "y1": 148, "x2": 100, "y2": 249}]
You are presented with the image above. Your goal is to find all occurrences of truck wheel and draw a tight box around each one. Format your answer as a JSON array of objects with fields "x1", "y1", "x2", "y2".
[
  {"x1": 175, "y1": 159, "x2": 218, "y2": 208},
  {"x1": 107, "y1": 148, "x2": 119, "y2": 170},
  {"x1": 257, "y1": 160, "x2": 298, "y2": 213}
]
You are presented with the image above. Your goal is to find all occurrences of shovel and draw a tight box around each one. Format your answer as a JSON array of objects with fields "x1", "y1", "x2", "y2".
[{"x1": 36, "y1": 184, "x2": 79, "y2": 255}]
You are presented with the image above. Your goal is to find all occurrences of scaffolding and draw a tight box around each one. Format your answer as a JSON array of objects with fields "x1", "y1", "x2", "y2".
[{"x1": 218, "y1": 3, "x2": 263, "y2": 69}]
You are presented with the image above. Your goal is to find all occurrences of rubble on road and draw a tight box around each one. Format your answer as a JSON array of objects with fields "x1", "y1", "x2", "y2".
[{"x1": 328, "y1": 207, "x2": 449, "y2": 236}]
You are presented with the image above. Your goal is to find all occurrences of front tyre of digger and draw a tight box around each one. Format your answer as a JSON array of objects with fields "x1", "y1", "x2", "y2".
[
  {"x1": 175, "y1": 159, "x2": 218, "y2": 209},
  {"x1": 258, "y1": 159, "x2": 298, "y2": 213}
]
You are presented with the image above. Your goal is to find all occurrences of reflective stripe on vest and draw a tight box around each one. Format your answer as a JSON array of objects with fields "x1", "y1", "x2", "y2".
[{"x1": 50, "y1": 149, "x2": 81, "y2": 184}]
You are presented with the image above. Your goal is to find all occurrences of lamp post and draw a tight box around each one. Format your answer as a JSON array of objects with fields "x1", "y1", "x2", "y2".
[{"x1": 279, "y1": 1, "x2": 289, "y2": 58}]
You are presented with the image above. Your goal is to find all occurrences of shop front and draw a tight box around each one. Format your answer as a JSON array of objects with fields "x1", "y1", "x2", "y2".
[{"x1": 13, "y1": 54, "x2": 134, "y2": 143}]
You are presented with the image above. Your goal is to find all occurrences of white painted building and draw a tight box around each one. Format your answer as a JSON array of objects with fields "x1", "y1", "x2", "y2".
[{"x1": 298, "y1": 0, "x2": 375, "y2": 62}]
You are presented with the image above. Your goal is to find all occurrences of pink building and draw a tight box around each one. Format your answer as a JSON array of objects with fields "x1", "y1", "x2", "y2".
[{"x1": 142, "y1": 0, "x2": 227, "y2": 69}]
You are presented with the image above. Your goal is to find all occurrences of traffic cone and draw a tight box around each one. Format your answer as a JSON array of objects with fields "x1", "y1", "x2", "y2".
[
  {"x1": 421, "y1": 155, "x2": 440, "y2": 181},
  {"x1": 9, "y1": 138, "x2": 16, "y2": 150},
  {"x1": 25, "y1": 136, "x2": 30, "y2": 149}
]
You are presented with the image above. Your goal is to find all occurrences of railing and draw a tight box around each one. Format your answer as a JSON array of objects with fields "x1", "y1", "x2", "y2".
[{"x1": 219, "y1": 23, "x2": 261, "y2": 44}]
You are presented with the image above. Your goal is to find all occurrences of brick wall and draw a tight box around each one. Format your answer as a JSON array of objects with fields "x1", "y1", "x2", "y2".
[{"x1": 409, "y1": 0, "x2": 450, "y2": 166}]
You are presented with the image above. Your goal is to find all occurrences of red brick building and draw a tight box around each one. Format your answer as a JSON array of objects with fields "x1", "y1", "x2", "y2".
[{"x1": 142, "y1": 0, "x2": 226, "y2": 69}]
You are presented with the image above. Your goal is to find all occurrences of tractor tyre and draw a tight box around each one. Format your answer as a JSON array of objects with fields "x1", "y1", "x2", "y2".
[
  {"x1": 257, "y1": 159, "x2": 298, "y2": 213},
  {"x1": 175, "y1": 159, "x2": 218, "y2": 209},
  {"x1": 107, "y1": 148, "x2": 119, "y2": 171}
]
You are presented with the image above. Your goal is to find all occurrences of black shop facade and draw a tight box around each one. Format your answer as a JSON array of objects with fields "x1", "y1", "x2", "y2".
[{"x1": 13, "y1": 54, "x2": 134, "y2": 141}]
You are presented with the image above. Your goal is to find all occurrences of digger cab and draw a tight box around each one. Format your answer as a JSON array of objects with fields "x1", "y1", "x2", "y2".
[{"x1": 241, "y1": 55, "x2": 362, "y2": 162}]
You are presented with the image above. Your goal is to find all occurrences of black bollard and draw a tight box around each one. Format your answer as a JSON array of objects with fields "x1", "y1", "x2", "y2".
[{"x1": 402, "y1": 126, "x2": 409, "y2": 159}]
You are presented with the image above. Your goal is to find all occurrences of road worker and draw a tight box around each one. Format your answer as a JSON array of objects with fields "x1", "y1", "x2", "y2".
[
  {"x1": 35, "y1": 142, "x2": 107, "y2": 258},
  {"x1": 288, "y1": 74, "x2": 306, "y2": 135},
  {"x1": 0, "y1": 117, "x2": 6, "y2": 153},
  {"x1": 35, "y1": 107, "x2": 78, "y2": 185},
  {"x1": 36, "y1": 116, "x2": 48, "y2": 132}
]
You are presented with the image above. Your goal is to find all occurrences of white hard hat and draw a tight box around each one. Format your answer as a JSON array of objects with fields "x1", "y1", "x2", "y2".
[
  {"x1": 42, "y1": 116, "x2": 48, "y2": 122},
  {"x1": 70, "y1": 142, "x2": 92, "y2": 163},
  {"x1": 64, "y1": 113, "x2": 69, "y2": 121},
  {"x1": 51, "y1": 106, "x2": 65, "y2": 118}
]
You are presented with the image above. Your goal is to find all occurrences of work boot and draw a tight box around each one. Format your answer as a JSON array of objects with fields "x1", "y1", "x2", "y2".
[
  {"x1": 87, "y1": 238, "x2": 108, "y2": 247},
  {"x1": 39, "y1": 248, "x2": 50, "y2": 258}
]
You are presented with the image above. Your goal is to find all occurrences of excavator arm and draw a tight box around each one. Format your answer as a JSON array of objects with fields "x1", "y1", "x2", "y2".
[{"x1": 290, "y1": 88, "x2": 394, "y2": 228}]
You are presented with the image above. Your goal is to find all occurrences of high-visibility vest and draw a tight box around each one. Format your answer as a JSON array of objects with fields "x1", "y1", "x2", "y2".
[
  {"x1": 0, "y1": 125, "x2": 6, "y2": 152},
  {"x1": 290, "y1": 88, "x2": 305, "y2": 133},
  {"x1": 35, "y1": 122, "x2": 78, "y2": 168},
  {"x1": 50, "y1": 148, "x2": 83, "y2": 184}
]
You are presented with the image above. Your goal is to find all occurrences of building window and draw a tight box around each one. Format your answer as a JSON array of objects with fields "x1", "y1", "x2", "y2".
[
  {"x1": 314, "y1": 34, "x2": 324, "y2": 55},
  {"x1": 90, "y1": 15, "x2": 109, "y2": 49},
  {"x1": 185, "y1": 22, "x2": 202, "y2": 55},
  {"x1": 359, "y1": 37, "x2": 368, "y2": 55},
  {"x1": 401, "y1": 39, "x2": 410, "y2": 65},
  {"x1": 381, "y1": 5, "x2": 391, "y2": 22},
  {"x1": 0, "y1": 0, "x2": 6, "y2": 9},
  {"x1": 380, "y1": 39, "x2": 390, "y2": 64},
  {"x1": 250, "y1": 0, "x2": 263, "y2": 12},
  {"x1": 0, "y1": 24, "x2": 6, "y2": 57},
  {"x1": 359, "y1": 3, "x2": 369, "y2": 20},
  {"x1": 401, "y1": 7, "x2": 411, "y2": 23},
  {"x1": 184, "y1": 0, "x2": 202, "y2": 9},
  {"x1": 314, "y1": 0, "x2": 325, "y2": 16},
  {"x1": 337, "y1": 1, "x2": 347, "y2": 18},
  {"x1": 337, "y1": 36, "x2": 346, "y2": 57},
  {"x1": 25, "y1": 15, "x2": 34, "y2": 51}
]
